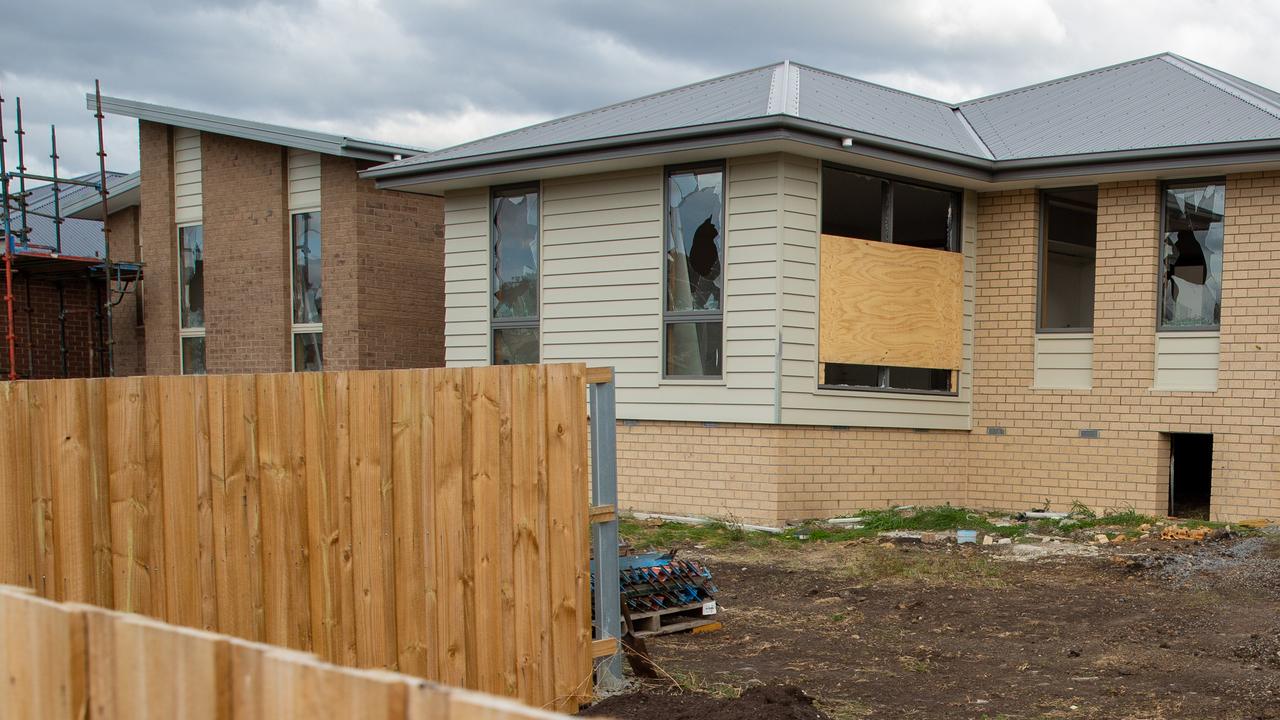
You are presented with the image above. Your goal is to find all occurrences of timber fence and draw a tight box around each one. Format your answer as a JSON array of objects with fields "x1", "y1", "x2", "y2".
[
  {"x1": 0, "y1": 585, "x2": 576, "y2": 719},
  {"x1": 0, "y1": 364, "x2": 598, "y2": 712}
]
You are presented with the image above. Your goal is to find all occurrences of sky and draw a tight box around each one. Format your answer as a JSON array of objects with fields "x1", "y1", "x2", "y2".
[{"x1": 5, "y1": 0, "x2": 1280, "y2": 178}]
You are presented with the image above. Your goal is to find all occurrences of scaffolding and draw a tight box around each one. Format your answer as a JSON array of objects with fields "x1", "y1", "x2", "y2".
[{"x1": 0, "y1": 81, "x2": 142, "y2": 380}]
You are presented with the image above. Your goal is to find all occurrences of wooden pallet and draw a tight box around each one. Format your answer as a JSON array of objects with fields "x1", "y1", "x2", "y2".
[{"x1": 628, "y1": 599, "x2": 719, "y2": 637}]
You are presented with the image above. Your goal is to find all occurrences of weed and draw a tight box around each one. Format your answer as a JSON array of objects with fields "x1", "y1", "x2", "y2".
[
  {"x1": 898, "y1": 655, "x2": 933, "y2": 673},
  {"x1": 666, "y1": 669, "x2": 743, "y2": 699}
]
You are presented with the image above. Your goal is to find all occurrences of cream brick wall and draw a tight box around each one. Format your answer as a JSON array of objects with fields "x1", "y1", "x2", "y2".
[{"x1": 615, "y1": 173, "x2": 1280, "y2": 526}]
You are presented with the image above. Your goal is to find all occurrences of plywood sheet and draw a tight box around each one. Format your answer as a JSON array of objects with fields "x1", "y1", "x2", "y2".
[{"x1": 819, "y1": 234, "x2": 963, "y2": 370}]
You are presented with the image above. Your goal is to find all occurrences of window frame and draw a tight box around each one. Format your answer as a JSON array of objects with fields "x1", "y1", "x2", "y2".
[
  {"x1": 1036, "y1": 186, "x2": 1098, "y2": 334},
  {"x1": 1158, "y1": 178, "x2": 1226, "y2": 333},
  {"x1": 289, "y1": 210, "x2": 323, "y2": 371},
  {"x1": 176, "y1": 222, "x2": 206, "y2": 375},
  {"x1": 818, "y1": 162, "x2": 963, "y2": 395},
  {"x1": 661, "y1": 161, "x2": 728, "y2": 380},
  {"x1": 490, "y1": 182, "x2": 541, "y2": 365},
  {"x1": 821, "y1": 162, "x2": 962, "y2": 252}
]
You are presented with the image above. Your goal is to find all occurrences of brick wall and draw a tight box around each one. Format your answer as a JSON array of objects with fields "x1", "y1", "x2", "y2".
[
  {"x1": 138, "y1": 121, "x2": 178, "y2": 375},
  {"x1": 617, "y1": 421, "x2": 968, "y2": 526},
  {"x1": 615, "y1": 174, "x2": 1280, "y2": 526},
  {"x1": 202, "y1": 133, "x2": 291, "y2": 373},
  {"x1": 0, "y1": 274, "x2": 102, "y2": 379},
  {"x1": 321, "y1": 156, "x2": 445, "y2": 370},
  {"x1": 107, "y1": 205, "x2": 145, "y2": 376}
]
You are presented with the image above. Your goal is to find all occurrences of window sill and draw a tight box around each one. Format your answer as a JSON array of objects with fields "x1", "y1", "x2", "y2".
[
  {"x1": 814, "y1": 385, "x2": 960, "y2": 400},
  {"x1": 660, "y1": 377, "x2": 726, "y2": 387},
  {"x1": 1156, "y1": 329, "x2": 1220, "y2": 337}
]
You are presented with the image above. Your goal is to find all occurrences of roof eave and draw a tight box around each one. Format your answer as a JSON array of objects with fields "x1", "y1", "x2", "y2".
[
  {"x1": 89, "y1": 95, "x2": 422, "y2": 162},
  {"x1": 362, "y1": 115, "x2": 996, "y2": 188}
]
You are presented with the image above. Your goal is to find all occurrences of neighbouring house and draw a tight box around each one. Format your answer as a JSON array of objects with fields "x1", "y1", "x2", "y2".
[
  {"x1": 1, "y1": 171, "x2": 143, "y2": 379},
  {"x1": 362, "y1": 52, "x2": 1280, "y2": 525},
  {"x1": 76, "y1": 96, "x2": 446, "y2": 375}
]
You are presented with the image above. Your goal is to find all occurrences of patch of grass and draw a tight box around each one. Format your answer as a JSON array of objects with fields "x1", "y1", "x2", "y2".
[
  {"x1": 815, "y1": 698, "x2": 872, "y2": 720},
  {"x1": 843, "y1": 546, "x2": 1006, "y2": 587},
  {"x1": 1059, "y1": 507, "x2": 1158, "y2": 532},
  {"x1": 897, "y1": 655, "x2": 934, "y2": 673},
  {"x1": 666, "y1": 669, "x2": 743, "y2": 699}
]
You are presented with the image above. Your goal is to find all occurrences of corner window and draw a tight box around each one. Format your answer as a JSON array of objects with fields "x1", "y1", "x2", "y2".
[
  {"x1": 664, "y1": 163, "x2": 724, "y2": 377},
  {"x1": 491, "y1": 185, "x2": 539, "y2": 364},
  {"x1": 178, "y1": 224, "x2": 206, "y2": 374},
  {"x1": 291, "y1": 211, "x2": 323, "y2": 371},
  {"x1": 1039, "y1": 187, "x2": 1097, "y2": 331},
  {"x1": 819, "y1": 164, "x2": 960, "y2": 394},
  {"x1": 1161, "y1": 181, "x2": 1224, "y2": 330}
]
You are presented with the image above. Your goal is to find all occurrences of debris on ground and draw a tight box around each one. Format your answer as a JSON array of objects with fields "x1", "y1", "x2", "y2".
[
  {"x1": 581, "y1": 684, "x2": 829, "y2": 720},
  {"x1": 620, "y1": 552, "x2": 719, "y2": 637}
]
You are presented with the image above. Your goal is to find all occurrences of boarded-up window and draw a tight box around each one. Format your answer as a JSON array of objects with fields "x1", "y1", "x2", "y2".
[{"x1": 818, "y1": 165, "x2": 961, "y2": 393}]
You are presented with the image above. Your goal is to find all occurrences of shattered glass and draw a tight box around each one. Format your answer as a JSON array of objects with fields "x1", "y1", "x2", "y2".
[
  {"x1": 665, "y1": 169, "x2": 724, "y2": 312},
  {"x1": 492, "y1": 190, "x2": 540, "y2": 319},
  {"x1": 291, "y1": 212, "x2": 322, "y2": 324},
  {"x1": 179, "y1": 225, "x2": 204, "y2": 329},
  {"x1": 1161, "y1": 183, "x2": 1224, "y2": 329}
]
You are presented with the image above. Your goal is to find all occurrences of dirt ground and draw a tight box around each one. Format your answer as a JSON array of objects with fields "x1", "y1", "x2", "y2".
[{"x1": 583, "y1": 530, "x2": 1280, "y2": 720}]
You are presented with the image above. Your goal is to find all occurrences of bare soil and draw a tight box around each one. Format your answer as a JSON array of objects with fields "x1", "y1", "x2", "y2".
[{"x1": 583, "y1": 533, "x2": 1280, "y2": 720}]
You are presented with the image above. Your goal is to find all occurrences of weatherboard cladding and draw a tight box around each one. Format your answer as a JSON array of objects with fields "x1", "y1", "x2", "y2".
[{"x1": 373, "y1": 53, "x2": 1280, "y2": 177}]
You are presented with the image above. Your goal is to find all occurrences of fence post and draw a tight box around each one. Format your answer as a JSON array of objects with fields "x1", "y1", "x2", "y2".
[{"x1": 588, "y1": 370, "x2": 623, "y2": 691}]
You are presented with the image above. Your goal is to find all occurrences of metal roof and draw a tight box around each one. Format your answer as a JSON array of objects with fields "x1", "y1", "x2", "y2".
[
  {"x1": 61, "y1": 171, "x2": 140, "y2": 220},
  {"x1": 958, "y1": 54, "x2": 1280, "y2": 160},
  {"x1": 90, "y1": 95, "x2": 427, "y2": 162},
  {"x1": 5, "y1": 172, "x2": 123, "y2": 258},
  {"x1": 366, "y1": 53, "x2": 1280, "y2": 185}
]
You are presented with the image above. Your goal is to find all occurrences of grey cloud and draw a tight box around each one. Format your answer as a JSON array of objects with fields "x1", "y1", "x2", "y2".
[{"x1": 4, "y1": 0, "x2": 1280, "y2": 179}]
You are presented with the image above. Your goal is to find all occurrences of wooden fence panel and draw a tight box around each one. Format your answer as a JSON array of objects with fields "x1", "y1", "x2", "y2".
[
  {"x1": 0, "y1": 586, "x2": 575, "y2": 720},
  {"x1": 0, "y1": 365, "x2": 593, "y2": 712}
]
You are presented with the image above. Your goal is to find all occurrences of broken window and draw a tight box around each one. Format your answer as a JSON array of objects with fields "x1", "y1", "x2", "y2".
[
  {"x1": 290, "y1": 212, "x2": 323, "y2": 371},
  {"x1": 819, "y1": 164, "x2": 961, "y2": 393},
  {"x1": 178, "y1": 224, "x2": 204, "y2": 329},
  {"x1": 491, "y1": 185, "x2": 540, "y2": 364},
  {"x1": 1161, "y1": 182, "x2": 1224, "y2": 330},
  {"x1": 178, "y1": 224, "x2": 206, "y2": 375},
  {"x1": 822, "y1": 363, "x2": 952, "y2": 393},
  {"x1": 1039, "y1": 187, "x2": 1097, "y2": 331},
  {"x1": 664, "y1": 164, "x2": 724, "y2": 377}
]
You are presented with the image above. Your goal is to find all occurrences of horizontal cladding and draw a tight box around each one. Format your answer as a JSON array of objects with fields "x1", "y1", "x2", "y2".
[
  {"x1": 778, "y1": 155, "x2": 974, "y2": 430},
  {"x1": 1033, "y1": 333, "x2": 1093, "y2": 389},
  {"x1": 539, "y1": 158, "x2": 780, "y2": 423},
  {"x1": 174, "y1": 127, "x2": 202, "y2": 224},
  {"x1": 1154, "y1": 332, "x2": 1219, "y2": 391},
  {"x1": 442, "y1": 189, "x2": 490, "y2": 366},
  {"x1": 287, "y1": 149, "x2": 322, "y2": 211}
]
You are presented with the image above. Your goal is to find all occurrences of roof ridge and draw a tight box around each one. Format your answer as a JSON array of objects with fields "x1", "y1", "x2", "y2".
[
  {"x1": 790, "y1": 62, "x2": 954, "y2": 106},
  {"x1": 959, "y1": 53, "x2": 1171, "y2": 106},
  {"x1": 410, "y1": 62, "x2": 784, "y2": 165},
  {"x1": 1161, "y1": 54, "x2": 1280, "y2": 123}
]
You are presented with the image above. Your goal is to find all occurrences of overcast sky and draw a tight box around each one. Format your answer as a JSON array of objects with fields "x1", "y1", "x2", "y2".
[{"x1": 6, "y1": 0, "x2": 1280, "y2": 179}]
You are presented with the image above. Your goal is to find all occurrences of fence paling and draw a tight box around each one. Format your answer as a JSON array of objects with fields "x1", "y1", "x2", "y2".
[
  {"x1": 0, "y1": 365, "x2": 593, "y2": 712},
  {"x1": 0, "y1": 585, "x2": 575, "y2": 720}
]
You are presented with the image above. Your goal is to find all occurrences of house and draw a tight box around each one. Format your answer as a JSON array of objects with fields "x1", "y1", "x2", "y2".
[
  {"x1": 70, "y1": 96, "x2": 446, "y2": 375},
  {"x1": 362, "y1": 53, "x2": 1280, "y2": 525},
  {"x1": 0, "y1": 171, "x2": 142, "y2": 379}
]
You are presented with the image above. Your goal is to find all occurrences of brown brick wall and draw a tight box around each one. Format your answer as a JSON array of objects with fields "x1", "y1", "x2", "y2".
[
  {"x1": 321, "y1": 156, "x2": 445, "y2": 370},
  {"x1": 616, "y1": 174, "x2": 1280, "y2": 526},
  {"x1": 138, "y1": 120, "x2": 178, "y2": 375},
  {"x1": 201, "y1": 133, "x2": 291, "y2": 373},
  {"x1": 107, "y1": 205, "x2": 145, "y2": 376},
  {"x1": 0, "y1": 274, "x2": 102, "y2": 379}
]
